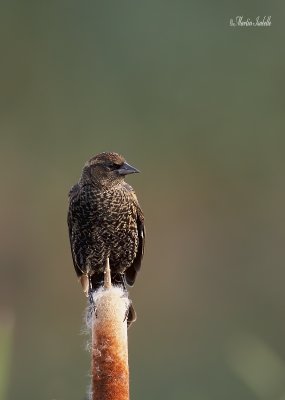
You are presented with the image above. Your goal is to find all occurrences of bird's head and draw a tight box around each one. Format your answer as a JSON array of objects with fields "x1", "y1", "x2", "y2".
[{"x1": 82, "y1": 152, "x2": 140, "y2": 187}]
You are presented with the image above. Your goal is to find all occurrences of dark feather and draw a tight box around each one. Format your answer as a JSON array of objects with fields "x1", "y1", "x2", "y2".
[
  {"x1": 125, "y1": 204, "x2": 145, "y2": 286},
  {"x1": 67, "y1": 152, "x2": 145, "y2": 326}
]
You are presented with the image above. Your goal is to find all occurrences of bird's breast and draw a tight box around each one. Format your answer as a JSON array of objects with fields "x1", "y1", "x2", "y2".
[{"x1": 87, "y1": 186, "x2": 136, "y2": 233}]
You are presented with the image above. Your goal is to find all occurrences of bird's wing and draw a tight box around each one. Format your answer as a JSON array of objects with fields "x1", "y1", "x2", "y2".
[
  {"x1": 67, "y1": 183, "x2": 88, "y2": 277},
  {"x1": 125, "y1": 186, "x2": 145, "y2": 286}
]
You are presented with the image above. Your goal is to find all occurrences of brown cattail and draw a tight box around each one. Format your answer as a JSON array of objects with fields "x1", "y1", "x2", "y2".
[{"x1": 90, "y1": 258, "x2": 130, "y2": 400}]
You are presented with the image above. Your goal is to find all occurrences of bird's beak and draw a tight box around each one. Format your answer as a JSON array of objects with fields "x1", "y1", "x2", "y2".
[{"x1": 118, "y1": 162, "x2": 140, "y2": 175}]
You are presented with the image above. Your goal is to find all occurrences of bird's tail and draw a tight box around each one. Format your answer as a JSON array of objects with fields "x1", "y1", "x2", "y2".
[{"x1": 90, "y1": 272, "x2": 136, "y2": 328}]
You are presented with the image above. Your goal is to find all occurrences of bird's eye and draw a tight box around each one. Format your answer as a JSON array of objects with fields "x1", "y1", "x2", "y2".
[
  {"x1": 112, "y1": 163, "x2": 121, "y2": 169},
  {"x1": 106, "y1": 163, "x2": 121, "y2": 171}
]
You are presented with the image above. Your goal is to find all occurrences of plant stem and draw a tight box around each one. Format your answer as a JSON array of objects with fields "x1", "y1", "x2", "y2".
[{"x1": 91, "y1": 259, "x2": 129, "y2": 400}]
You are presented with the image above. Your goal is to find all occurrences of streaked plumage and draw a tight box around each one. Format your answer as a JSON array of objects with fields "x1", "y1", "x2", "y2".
[{"x1": 67, "y1": 152, "x2": 145, "y2": 326}]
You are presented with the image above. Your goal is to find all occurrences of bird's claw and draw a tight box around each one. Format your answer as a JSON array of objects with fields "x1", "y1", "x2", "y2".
[
  {"x1": 88, "y1": 276, "x2": 96, "y2": 314},
  {"x1": 88, "y1": 289, "x2": 94, "y2": 306},
  {"x1": 123, "y1": 309, "x2": 128, "y2": 322}
]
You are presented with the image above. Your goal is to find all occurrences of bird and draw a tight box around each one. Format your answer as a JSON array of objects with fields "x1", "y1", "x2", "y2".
[{"x1": 67, "y1": 152, "x2": 145, "y2": 326}]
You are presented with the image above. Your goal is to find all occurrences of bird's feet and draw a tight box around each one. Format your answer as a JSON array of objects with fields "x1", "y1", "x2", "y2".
[
  {"x1": 88, "y1": 288, "x2": 94, "y2": 306},
  {"x1": 104, "y1": 257, "x2": 112, "y2": 289},
  {"x1": 124, "y1": 302, "x2": 137, "y2": 328},
  {"x1": 88, "y1": 276, "x2": 97, "y2": 316}
]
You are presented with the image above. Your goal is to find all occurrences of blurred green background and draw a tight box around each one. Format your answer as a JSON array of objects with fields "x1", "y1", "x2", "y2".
[{"x1": 1, "y1": 1, "x2": 285, "y2": 399}]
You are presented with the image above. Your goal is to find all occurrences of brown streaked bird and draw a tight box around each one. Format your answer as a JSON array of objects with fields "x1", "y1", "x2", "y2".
[{"x1": 67, "y1": 152, "x2": 145, "y2": 326}]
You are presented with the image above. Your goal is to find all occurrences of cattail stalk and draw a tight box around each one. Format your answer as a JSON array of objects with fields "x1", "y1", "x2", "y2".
[{"x1": 90, "y1": 258, "x2": 130, "y2": 400}]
